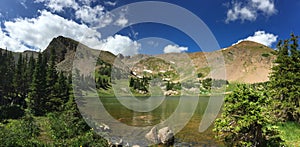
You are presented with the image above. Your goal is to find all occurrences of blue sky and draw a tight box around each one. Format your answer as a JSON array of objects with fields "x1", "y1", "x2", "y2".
[{"x1": 0, "y1": 0, "x2": 299, "y2": 55}]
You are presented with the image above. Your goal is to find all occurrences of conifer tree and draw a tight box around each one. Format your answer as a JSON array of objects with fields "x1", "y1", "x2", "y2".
[
  {"x1": 26, "y1": 52, "x2": 47, "y2": 116},
  {"x1": 269, "y1": 34, "x2": 300, "y2": 122},
  {"x1": 13, "y1": 54, "x2": 27, "y2": 107},
  {"x1": 45, "y1": 48, "x2": 59, "y2": 111}
]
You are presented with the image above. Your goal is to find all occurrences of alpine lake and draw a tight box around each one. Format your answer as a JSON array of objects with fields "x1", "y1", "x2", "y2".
[{"x1": 79, "y1": 96, "x2": 224, "y2": 146}]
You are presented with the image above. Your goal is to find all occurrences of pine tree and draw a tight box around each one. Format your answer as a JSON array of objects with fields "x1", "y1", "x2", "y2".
[
  {"x1": 26, "y1": 52, "x2": 47, "y2": 116},
  {"x1": 50, "y1": 72, "x2": 69, "y2": 111},
  {"x1": 13, "y1": 54, "x2": 26, "y2": 107},
  {"x1": 269, "y1": 34, "x2": 300, "y2": 122},
  {"x1": 0, "y1": 50, "x2": 4, "y2": 106},
  {"x1": 2, "y1": 50, "x2": 15, "y2": 104},
  {"x1": 45, "y1": 48, "x2": 59, "y2": 111}
]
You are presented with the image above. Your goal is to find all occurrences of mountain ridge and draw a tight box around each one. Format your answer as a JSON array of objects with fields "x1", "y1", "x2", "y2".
[{"x1": 0, "y1": 36, "x2": 276, "y2": 83}]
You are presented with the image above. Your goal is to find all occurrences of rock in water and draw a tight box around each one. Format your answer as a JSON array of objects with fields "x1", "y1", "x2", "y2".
[
  {"x1": 145, "y1": 126, "x2": 159, "y2": 144},
  {"x1": 158, "y1": 127, "x2": 174, "y2": 145},
  {"x1": 145, "y1": 126, "x2": 174, "y2": 145}
]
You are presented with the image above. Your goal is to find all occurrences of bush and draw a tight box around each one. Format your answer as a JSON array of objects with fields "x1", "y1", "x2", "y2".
[
  {"x1": 214, "y1": 84, "x2": 285, "y2": 146},
  {"x1": 0, "y1": 115, "x2": 41, "y2": 146}
]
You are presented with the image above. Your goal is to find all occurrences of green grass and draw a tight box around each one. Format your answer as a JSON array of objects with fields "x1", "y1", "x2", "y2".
[{"x1": 277, "y1": 121, "x2": 300, "y2": 146}]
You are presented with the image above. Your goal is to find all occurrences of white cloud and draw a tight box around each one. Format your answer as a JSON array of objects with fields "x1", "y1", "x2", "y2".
[
  {"x1": 114, "y1": 7, "x2": 128, "y2": 27},
  {"x1": 101, "y1": 34, "x2": 141, "y2": 56},
  {"x1": 251, "y1": 0, "x2": 276, "y2": 15},
  {"x1": 226, "y1": 3, "x2": 256, "y2": 23},
  {"x1": 163, "y1": 44, "x2": 188, "y2": 53},
  {"x1": 233, "y1": 31, "x2": 278, "y2": 47},
  {"x1": 114, "y1": 15, "x2": 128, "y2": 27},
  {"x1": 3, "y1": 0, "x2": 134, "y2": 55},
  {"x1": 104, "y1": 1, "x2": 117, "y2": 6},
  {"x1": 3, "y1": 10, "x2": 101, "y2": 51},
  {"x1": 35, "y1": 0, "x2": 128, "y2": 29},
  {"x1": 226, "y1": 0, "x2": 277, "y2": 23},
  {"x1": 78, "y1": 0, "x2": 96, "y2": 5},
  {"x1": 34, "y1": 0, "x2": 79, "y2": 12},
  {"x1": 0, "y1": 28, "x2": 31, "y2": 52},
  {"x1": 75, "y1": 5, "x2": 113, "y2": 28}
]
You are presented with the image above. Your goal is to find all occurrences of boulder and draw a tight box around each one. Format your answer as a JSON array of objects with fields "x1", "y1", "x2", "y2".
[
  {"x1": 145, "y1": 126, "x2": 159, "y2": 144},
  {"x1": 158, "y1": 127, "x2": 174, "y2": 145},
  {"x1": 145, "y1": 126, "x2": 174, "y2": 145}
]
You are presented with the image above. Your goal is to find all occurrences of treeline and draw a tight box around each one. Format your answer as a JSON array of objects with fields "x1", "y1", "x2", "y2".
[
  {"x1": 214, "y1": 34, "x2": 300, "y2": 146},
  {"x1": 0, "y1": 49, "x2": 107, "y2": 146}
]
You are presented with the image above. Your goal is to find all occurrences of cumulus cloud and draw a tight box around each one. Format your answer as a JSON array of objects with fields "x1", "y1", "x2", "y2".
[
  {"x1": 75, "y1": 5, "x2": 113, "y2": 28},
  {"x1": 163, "y1": 45, "x2": 188, "y2": 53},
  {"x1": 233, "y1": 31, "x2": 278, "y2": 47},
  {"x1": 251, "y1": 0, "x2": 276, "y2": 15},
  {"x1": 114, "y1": 15, "x2": 128, "y2": 27},
  {"x1": 101, "y1": 34, "x2": 141, "y2": 56},
  {"x1": 0, "y1": 28, "x2": 31, "y2": 52},
  {"x1": 226, "y1": 3, "x2": 256, "y2": 22},
  {"x1": 34, "y1": 0, "x2": 79, "y2": 12},
  {"x1": 35, "y1": 0, "x2": 127, "y2": 28},
  {"x1": 4, "y1": 0, "x2": 136, "y2": 55},
  {"x1": 3, "y1": 10, "x2": 101, "y2": 51},
  {"x1": 226, "y1": 0, "x2": 277, "y2": 23}
]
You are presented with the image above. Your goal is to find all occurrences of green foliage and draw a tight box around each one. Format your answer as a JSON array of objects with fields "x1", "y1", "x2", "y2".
[
  {"x1": 166, "y1": 81, "x2": 181, "y2": 91},
  {"x1": 269, "y1": 34, "x2": 300, "y2": 122},
  {"x1": 0, "y1": 114, "x2": 41, "y2": 146},
  {"x1": 0, "y1": 48, "x2": 109, "y2": 146},
  {"x1": 48, "y1": 94, "x2": 89, "y2": 139},
  {"x1": 52, "y1": 130, "x2": 108, "y2": 146},
  {"x1": 129, "y1": 76, "x2": 150, "y2": 92},
  {"x1": 26, "y1": 52, "x2": 48, "y2": 116},
  {"x1": 214, "y1": 84, "x2": 285, "y2": 146}
]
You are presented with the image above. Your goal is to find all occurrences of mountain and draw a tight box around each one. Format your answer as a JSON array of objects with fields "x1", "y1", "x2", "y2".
[
  {"x1": 125, "y1": 40, "x2": 276, "y2": 83},
  {"x1": 1, "y1": 36, "x2": 276, "y2": 84},
  {"x1": 41, "y1": 36, "x2": 127, "y2": 75}
]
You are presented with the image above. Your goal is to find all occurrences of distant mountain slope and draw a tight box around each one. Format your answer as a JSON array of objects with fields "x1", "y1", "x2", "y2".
[
  {"x1": 220, "y1": 41, "x2": 276, "y2": 83},
  {"x1": 188, "y1": 41, "x2": 276, "y2": 83}
]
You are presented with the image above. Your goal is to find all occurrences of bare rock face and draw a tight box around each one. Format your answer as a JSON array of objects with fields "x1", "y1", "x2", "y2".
[{"x1": 145, "y1": 126, "x2": 174, "y2": 145}]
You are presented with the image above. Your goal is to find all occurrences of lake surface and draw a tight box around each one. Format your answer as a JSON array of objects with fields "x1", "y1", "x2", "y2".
[{"x1": 78, "y1": 96, "x2": 223, "y2": 146}]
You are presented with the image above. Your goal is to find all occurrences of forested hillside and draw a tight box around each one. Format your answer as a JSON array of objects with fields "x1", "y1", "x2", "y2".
[{"x1": 0, "y1": 48, "x2": 108, "y2": 146}]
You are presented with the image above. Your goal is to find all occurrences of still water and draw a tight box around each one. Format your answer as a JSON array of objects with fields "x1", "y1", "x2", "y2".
[{"x1": 78, "y1": 96, "x2": 223, "y2": 146}]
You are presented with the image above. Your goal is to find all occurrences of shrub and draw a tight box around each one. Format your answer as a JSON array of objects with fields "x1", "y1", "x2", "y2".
[{"x1": 214, "y1": 84, "x2": 285, "y2": 146}]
